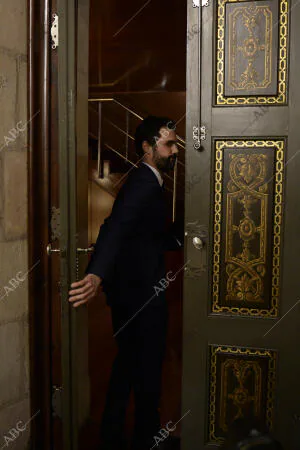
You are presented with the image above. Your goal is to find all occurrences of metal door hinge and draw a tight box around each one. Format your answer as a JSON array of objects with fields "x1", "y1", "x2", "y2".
[
  {"x1": 193, "y1": 0, "x2": 210, "y2": 7},
  {"x1": 193, "y1": 125, "x2": 207, "y2": 150},
  {"x1": 51, "y1": 14, "x2": 59, "y2": 49},
  {"x1": 52, "y1": 386, "x2": 63, "y2": 418},
  {"x1": 200, "y1": 125, "x2": 207, "y2": 140}
]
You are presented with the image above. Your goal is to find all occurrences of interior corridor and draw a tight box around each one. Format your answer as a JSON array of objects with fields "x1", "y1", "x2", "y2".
[{"x1": 79, "y1": 0, "x2": 187, "y2": 447}]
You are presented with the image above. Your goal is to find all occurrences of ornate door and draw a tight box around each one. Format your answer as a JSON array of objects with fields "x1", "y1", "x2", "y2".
[{"x1": 183, "y1": 0, "x2": 300, "y2": 448}]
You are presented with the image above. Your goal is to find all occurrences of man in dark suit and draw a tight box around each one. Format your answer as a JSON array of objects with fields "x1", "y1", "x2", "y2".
[{"x1": 68, "y1": 116, "x2": 183, "y2": 450}]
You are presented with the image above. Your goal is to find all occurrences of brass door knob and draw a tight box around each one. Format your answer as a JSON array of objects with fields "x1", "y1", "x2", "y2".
[
  {"x1": 192, "y1": 236, "x2": 204, "y2": 250},
  {"x1": 47, "y1": 243, "x2": 60, "y2": 255}
]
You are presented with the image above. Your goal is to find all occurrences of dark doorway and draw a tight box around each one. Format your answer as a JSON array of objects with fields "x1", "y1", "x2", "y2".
[{"x1": 84, "y1": 0, "x2": 187, "y2": 448}]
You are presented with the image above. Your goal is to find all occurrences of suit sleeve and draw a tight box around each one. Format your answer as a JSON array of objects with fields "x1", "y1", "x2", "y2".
[
  {"x1": 85, "y1": 179, "x2": 155, "y2": 280},
  {"x1": 163, "y1": 219, "x2": 184, "y2": 251}
]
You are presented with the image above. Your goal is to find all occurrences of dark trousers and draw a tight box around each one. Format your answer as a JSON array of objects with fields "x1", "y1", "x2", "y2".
[{"x1": 100, "y1": 295, "x2": 168, "y2": 449}]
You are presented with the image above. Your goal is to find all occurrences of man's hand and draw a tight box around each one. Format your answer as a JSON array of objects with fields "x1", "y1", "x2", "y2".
[{"x1": 68, "y1": 274, "x2": 102, "y2": 308}]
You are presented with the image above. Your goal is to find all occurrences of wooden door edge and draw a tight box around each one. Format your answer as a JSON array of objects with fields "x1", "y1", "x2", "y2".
[{"x1": 28, "y1": 0, "x2": 52, "y2": 448}]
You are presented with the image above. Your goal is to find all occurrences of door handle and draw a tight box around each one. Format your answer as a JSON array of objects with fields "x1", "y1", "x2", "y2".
[
  {"x1": 185, "y1": 231, "x2": 207, "y2": 250},
  {"x1": 77, "y1": 247, "x2": 94, "y2": 255},
  {"x1": 184, "y1": 224, "x2": 208, "y2": 277},
  {"x1": 192, "y1": 236, "x2": 204, "y2": 250},
  {"x1": 47, "y1": 243, "x2": 60, "y2": 255},
  {"x1": 47, "y1": 244, "x2": 94, "y2": 257}
]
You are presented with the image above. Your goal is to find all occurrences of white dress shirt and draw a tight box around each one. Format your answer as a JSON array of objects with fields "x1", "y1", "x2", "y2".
[{"x1": 142, "y1": 162, "x2": 164, "y2": 187}]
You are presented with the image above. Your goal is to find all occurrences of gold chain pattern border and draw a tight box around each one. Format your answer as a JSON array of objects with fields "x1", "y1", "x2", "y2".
[
  {"x1": 216, "y1": 0, "x2": 288, "y2": 105},
  {"x1": 208, "y1": 345, "x2": 277, "y2": 443},
  {"x1": 212, "y1": 139, "x2": 284, "y2": 317}
]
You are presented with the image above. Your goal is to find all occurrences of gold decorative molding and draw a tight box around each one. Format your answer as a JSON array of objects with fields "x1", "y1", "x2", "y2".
[
  {"x1": 208, "y1": 345, "x2": 276, "y2": 443},
  {"x1": 229, "y1": 5, "x2": 272, "y2": 90},
  {"x1": 226, "y1": 153, "x2": 268, "y2": 304},
  {"x1": 216, "y1": 0, "x2": 288, "y2": 105},
  {"x1": 212, "y1": 139, "x2": 284, "y2": 317}
]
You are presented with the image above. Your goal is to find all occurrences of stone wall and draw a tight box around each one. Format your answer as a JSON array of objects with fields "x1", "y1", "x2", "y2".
[{"x1": 0, "y1": 0, "x2": 31, "y2": 449}]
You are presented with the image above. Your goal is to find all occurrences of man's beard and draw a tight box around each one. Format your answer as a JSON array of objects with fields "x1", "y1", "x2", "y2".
[{"x1": 153, "y1": 149, "x2": 177, "y2": 172}]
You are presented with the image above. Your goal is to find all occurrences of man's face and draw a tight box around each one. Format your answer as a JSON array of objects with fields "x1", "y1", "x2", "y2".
[{"x1": 151, "y1": 126, "x2": 179, "y2": 172}]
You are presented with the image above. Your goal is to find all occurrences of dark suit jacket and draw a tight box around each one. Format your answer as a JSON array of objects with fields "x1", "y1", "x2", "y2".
[{"x1": 85, "y1": 163, "x2": 183, "y2": 308}]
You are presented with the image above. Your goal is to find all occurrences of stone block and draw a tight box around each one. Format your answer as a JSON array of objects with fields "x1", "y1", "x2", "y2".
[
  {"x1": 0, "y1": 321, "x2": 23, "y2": 407},
  {"x1": 0, "y1": 157, "x2": 2, "y2": 217},
  {"x1": 16, "y1": 59, "x2": 28, "y2": 149},
  {"x1": 0, "y1": 0, "x2": 27, "y2": 55},
  {"x1": 22, "y1": 320, "x2": 29, "y2": 396},
  {"x1": 0, "y1": 397, "x2": 31, "y2": 449},
  {"x1": 0, "y1": 52, "x2": 17, "y2": 151},
  {"x1": 0, "y1": 240, "x2": 28, "y2": 322},
  {"x1": 0, "y1": 151, "x2": 27, "y2": 240}
]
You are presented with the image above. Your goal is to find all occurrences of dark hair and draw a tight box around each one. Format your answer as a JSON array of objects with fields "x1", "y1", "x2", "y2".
[{"x1": 134, "y1": 115, "x2": 176, "y2": 157}]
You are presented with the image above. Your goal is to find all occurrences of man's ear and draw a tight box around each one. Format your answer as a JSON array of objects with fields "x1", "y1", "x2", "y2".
[{"x1": 142, "y1": 140, "x2": 152, "y2": 156}]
